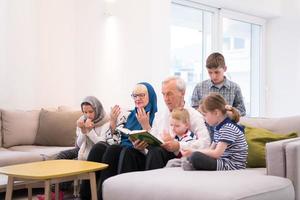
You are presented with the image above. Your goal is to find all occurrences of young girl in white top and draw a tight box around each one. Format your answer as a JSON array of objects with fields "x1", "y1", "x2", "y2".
[
  {"x1": 183, "y1": 92, "x2": 248, "y2": 170},
  {"x1": 56, "y1": 96, "x2": 113, "y2": 160}
]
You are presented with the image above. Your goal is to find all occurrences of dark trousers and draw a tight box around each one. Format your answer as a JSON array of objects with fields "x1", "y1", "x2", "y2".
[
  {"x1": 189, "y1": 151, "x2": 217, "y2": 170},
  {"x1": 56, "y1": 147, "x2": 79, "y2": 160},
  {"x1": 118, "y1": 147, "x2": 146, "y2": 173},
  {"x1": 145, "y1": 146, "x2": 176, "y2": 170}
]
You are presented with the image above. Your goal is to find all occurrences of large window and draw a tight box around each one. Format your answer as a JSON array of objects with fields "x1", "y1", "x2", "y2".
[{"x1": 171, "y1": 1, "x2": 265, "y2": 116}]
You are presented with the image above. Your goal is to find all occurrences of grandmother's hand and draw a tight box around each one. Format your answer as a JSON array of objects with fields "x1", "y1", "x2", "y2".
[{"x1": 136, "y1": 108, "x2": 151, "y2": 131}]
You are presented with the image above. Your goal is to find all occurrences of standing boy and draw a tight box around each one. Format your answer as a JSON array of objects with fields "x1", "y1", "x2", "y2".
[{"x1": 191, "y1": 52, "x2": 246, "y2": 116}]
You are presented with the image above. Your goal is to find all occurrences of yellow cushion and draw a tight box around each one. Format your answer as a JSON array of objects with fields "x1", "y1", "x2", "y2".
[{"x1": 244, "y1": 125, "x2": 298, "y2": 168}]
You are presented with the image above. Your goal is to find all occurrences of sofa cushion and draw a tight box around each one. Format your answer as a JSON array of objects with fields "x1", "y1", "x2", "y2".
[
  {"x1": 0, "y1": 147, "x2": 43, "y2": 167},
  {"x1": 245, "y1": 125, "x2": 298, "y2": 168},
  {"x1": 103, "y1": 168, "x2": 294, "y2": 200},
  {"x1": 8, "y1": 145, "x2": 75, "y2": 160},
  {"x1": 35, "y1": 109, "x2": 81, "y2": 146},
  {"x1": 1, "y1": 109, "x2": 40, "y2": 148},
  {"x1": 240, "y1": 116, "x2": 300, "y2": 136}
]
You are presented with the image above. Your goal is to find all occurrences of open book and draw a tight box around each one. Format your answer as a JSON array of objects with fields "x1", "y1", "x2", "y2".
[{"x1": 116, "y1": 127, "x2": 163, "y2": 146}]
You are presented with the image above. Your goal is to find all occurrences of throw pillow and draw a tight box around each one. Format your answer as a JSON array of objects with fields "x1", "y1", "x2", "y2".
[
  {"x1": 35, "y1": 109, "x2": 82, "y2": 146},
  {"x1": 244, "y1": 125, "x2": 298, "y2": 168},
  {"x1": 1, "y1": 109, "x2": 40, "y2": 148}
]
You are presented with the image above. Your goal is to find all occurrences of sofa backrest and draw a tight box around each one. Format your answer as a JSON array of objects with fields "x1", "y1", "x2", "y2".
[
  {"x1": 240, "y1": 116, "x2": 300, "y2": 136},
  {"x1": 0, "y1": 107, "x2": 81, "y2": 148}
]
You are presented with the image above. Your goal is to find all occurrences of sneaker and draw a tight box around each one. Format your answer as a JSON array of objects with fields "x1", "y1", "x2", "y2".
[
  {"x1": 181, "y1": 157, "x2": 195, "y2": 171},
  {"x1": 36, "y1": 191, "x2": 64, "y2": 200}
]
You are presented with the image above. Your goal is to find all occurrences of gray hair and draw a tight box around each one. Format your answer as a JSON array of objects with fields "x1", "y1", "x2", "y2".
[{"x1": 162, "y1": 76, "x2": 186, "y2": 93}]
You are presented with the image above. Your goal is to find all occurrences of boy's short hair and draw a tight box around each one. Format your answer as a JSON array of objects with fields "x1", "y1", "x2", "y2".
[
  {"x1": 206, "y1": 52, "x2": 226, "y2": 69},
  {"x1": 171, "y1": 108, "x2": 190, "y2": 124}
]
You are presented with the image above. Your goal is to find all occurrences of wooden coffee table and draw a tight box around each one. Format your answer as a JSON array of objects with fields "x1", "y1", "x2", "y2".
[{"x1": 0, "y1": 160, "x2": 108, "y2": 200}]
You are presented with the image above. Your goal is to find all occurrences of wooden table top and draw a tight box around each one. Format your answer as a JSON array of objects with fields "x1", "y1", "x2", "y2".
[{"x1": 0, "y1": 160, "x2": 108, "y2": 180}]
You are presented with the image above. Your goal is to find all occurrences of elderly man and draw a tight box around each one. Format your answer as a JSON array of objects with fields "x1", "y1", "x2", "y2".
[{"x1": 145, "y1": 76, "x2": 211, "y2": 169}]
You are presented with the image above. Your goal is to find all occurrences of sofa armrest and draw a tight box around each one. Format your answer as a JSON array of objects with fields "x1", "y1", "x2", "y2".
[
  {"x1": 285, "y1": 140, "x2": 300, "y2": 200},
  {"x1": 266, "y1": 137, "x2": 300, "y2": 177}
]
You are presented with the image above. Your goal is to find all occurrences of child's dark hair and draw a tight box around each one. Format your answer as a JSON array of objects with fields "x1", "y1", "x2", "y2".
[
  {"x1": 200, "y1": 93, "x2": 240, "y2": 123},
  {"x1": 206, "y1": 52, "x2": 226, "y2": 69}
]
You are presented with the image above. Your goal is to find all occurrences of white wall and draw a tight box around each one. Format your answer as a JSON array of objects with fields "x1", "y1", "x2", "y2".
[
  {"x1": 1, "y1": 0, "x2": 300, "y2": 117},
  {"x1": 265, "y1": 0, "x2": 300, "y2": 117},
  {"x1": 194, "y1": 0, "x2": 282, "y2": 18},
  {"x1": 0, "y1": 0, "x2": 170, "y2": 110}
]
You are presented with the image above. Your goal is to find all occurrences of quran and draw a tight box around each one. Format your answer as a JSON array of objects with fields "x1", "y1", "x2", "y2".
[{"x1": 116, "y1": 127, "x2": 163, "y2": 146}]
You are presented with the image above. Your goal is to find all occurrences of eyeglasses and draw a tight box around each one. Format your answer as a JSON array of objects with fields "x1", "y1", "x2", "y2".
[{"x1": 131, "y1": 93, "x2": 146, "y2": 99}]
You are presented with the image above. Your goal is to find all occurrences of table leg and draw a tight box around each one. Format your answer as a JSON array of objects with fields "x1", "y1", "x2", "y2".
[
  {"x1": 44, "y1": 180, "x2": 51, "y2": 200},
  {"x1": 55, "y1": 183, "x2": 59, "y2": 200},
  {"x1": 5, "y1": 176, "x2": 14, "y2": 200},
  {"x1": 28, "y1": 184, "x2": 32, "y2": 200},
  {"x1": 74, "y1": 179, "x2": 80, "y2": 197},
  {"x1": 89, "y1": 172, "x2": 98, "y2": 200}
]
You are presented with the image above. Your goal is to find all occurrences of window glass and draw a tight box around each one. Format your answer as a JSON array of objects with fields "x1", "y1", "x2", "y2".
[
  {"x1": 171, "y1": 3, "x2": 212, "y2": 104},
  {"x1": 222, "y1": 18, "x2": 261, "y2": 116}
]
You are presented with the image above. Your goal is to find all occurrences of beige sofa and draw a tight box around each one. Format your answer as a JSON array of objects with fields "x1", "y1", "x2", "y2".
[
  {"x1": 0, "y1": 107, "x2": 81, "y2": 192},
  {"x1": 103, "y1": 116, "x2": 300, "y2": 200}
]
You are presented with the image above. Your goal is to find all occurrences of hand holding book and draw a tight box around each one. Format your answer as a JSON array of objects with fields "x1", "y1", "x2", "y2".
[
  {"x1": 116, "y1": 127, "x2": 163, "y2": 146},
  {"x1": 131, "y1": 139, "x2": 149, "y2": 151}
]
